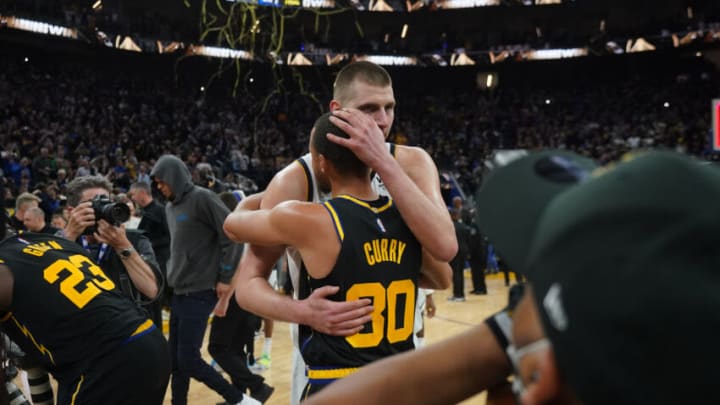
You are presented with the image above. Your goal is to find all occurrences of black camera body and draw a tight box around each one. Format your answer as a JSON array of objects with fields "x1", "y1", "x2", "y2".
[{"x1": 82, "y1": 195, "x2": 131, "y2": 234}]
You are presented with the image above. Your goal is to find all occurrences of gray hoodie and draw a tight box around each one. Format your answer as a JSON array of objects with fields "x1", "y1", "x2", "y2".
[{"x1": 150, "y1": 155, "x2": 235, "y2": 294}]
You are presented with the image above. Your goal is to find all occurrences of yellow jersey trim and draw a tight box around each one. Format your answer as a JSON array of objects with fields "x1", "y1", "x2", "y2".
[
  {"x1": 131, "y1": 319, "x2": 155, "y2": 337},
  {"x1": 336, "y1": 195, "x2": 393, "y2": 213},
  {"x1": 71, "y1": 374, "x2": 84, "y2": 404},
  {"x1": 307, "y1": 367, "x2": 359, "y2": 380},
  {"x1": 323, "y1": 202, "x2": 344, "y2": 241}
]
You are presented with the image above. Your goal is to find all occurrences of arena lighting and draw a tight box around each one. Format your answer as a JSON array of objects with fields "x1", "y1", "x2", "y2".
[
  {"x1": 524, "y1": 48, "x2": 587, "y2": 60},
  {"x1": 92, "y1": 0, "x2": 103, "y2": 11},
  {"x1": 438, "y1": 0, "x2": 500, "y2": 9},
  {"x1": 187, "y1": 45, "x2": 253, "y2": 60},
  {"x1": 626, "y1": 38, "x2": 655, "y2": 53},
  {"x1": 451, "y1": 50, "x2": 475, "y2": 65},
  {"x1": 489, "y1": 50, "x2": 510, "y2": 64},
  {"x1": 401, "y1": 24, "x2": 409, "y2": 39},
  {"x1": 357, "y1": 55, "x2": 417, "y2": 66},
  {"x1": 301, "y1": 0, "x2": 335, "y2": 7},
  {"x1": 476, "y1": 72, "x2": 498, "y2": 89},
  {"x1": 115, "y1": 36, "x2": 142, "y2": 52},
  {"x1": 672, "y1": 32, "x2": 700, "y2": 47},
  {"x1": 1, "y1": 16, "x2": 78, "y2": 39},
  {"x1": 430, "y1": 54, "x2": 448, "y2": 66},
  {"x1": 287, "y1": 52, "x2": 312, "y2": 65},
  {"x1": 606, "y1": 41, "x2": 624, "y2": 54},
  {"x1": 224, "y1": 0, "x2": 560, "y2": 8},
  {"x1": 157, "y1": 41, "x2": 184, "y2": 54},
  {"x1": 713, "y1": 99, "x2": 720, "y2": 151},
  {"x1": 325, "y1": 53, "x2": 348, "y2": 65},
  {"x1": 370, "y1": 0, "x2": 395, "y2": 11}
]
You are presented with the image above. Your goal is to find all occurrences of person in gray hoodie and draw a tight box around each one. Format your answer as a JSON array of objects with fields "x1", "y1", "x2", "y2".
[{"x1": 150, "y1": 154, "x2": 261, "y2": 405}]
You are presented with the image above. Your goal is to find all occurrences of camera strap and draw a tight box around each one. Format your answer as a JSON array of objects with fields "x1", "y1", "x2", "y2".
[{"x1": 80, "y1": 236, "x2": 109, "y2": 263}]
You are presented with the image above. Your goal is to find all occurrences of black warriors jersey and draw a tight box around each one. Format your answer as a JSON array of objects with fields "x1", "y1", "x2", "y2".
[
  {"x1": 0, "y1": 234, "x2": 153, "y2": 384},
  {"x1": 302, "y1": 195, "x2": 422, "y2": 369}
]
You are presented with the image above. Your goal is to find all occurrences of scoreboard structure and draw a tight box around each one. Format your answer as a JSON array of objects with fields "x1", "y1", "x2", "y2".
[{"x1": 714, "y1": 99, "x2": 720, "y2": 151}]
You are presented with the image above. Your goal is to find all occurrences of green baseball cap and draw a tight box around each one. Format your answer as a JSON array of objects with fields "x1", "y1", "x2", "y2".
[
  {"x1": 480, "y1": 150, "x2": 720, "y2": 404},
  {"x1": 475, "y1": 149, "x2": 598, "y2": 275}
]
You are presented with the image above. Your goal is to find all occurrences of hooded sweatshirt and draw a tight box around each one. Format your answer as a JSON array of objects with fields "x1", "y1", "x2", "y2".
[{"x1": 150, "y1": 155, "x2": 235, "y2": 294}]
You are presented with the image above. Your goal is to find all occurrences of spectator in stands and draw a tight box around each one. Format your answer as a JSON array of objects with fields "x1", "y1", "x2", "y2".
[
  {"x1": 22, "y1": 206, "x2": 58, "y2": 234},
  {"x1": 9, "y1": 192, "x2": 40, "y2": 232}
]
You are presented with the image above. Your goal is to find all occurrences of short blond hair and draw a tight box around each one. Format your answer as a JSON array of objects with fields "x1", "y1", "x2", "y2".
[
  {"x1": 15, "y1": 192, "x2": 41, "y2": 211},
  {"x1": 333, "y1": 61, "x2": 392, "y2": 104}
]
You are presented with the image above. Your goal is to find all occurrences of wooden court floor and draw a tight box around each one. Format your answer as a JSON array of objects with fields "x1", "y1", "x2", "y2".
[{"x1": 168, "y1": 272, "x2": 515, "y2": 405}]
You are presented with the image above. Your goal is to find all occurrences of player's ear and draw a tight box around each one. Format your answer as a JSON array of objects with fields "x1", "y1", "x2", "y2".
[
  {"x1": 317, "y1": 154, "x2": 328, "y2": 174},
  {"x1": 329, "y1": 100, "x2": 342, "y2": 112}
]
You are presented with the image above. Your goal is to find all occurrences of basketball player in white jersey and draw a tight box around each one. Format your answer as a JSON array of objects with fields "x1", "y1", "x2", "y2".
[{"x1": 227, "y1": 61, "x2": 456, "y2": 404}]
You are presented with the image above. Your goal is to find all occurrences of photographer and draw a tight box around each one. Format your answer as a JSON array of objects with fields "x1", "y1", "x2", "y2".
[{"x1": 62, "y1": 175, "x2": 163, "y2": 326}]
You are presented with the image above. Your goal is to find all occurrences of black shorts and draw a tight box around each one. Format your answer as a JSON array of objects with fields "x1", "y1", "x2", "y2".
[{"x1": 57, "y1": 326, "x2": 170, "y2": 405}]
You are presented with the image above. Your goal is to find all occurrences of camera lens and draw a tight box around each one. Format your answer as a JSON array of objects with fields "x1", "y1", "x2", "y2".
[{"x1": 105, "y1": 203, "x2": 130, "y2": 225}]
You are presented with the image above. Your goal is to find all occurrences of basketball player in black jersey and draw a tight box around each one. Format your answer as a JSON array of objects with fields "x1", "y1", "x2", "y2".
[
  {"x1": 0, "y1": 225, "x2": 170, "y2": 404},
  {"x1": 225, "y1": 112, "x2": 425, "y2": 397}
]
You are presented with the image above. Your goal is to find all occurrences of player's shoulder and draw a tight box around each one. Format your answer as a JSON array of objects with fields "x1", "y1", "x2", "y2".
[
  {"x1": 269, "y1": 200, "x2": 327, "y2": 235},
  {"x1": 263, "y1": 156, "x2": 312, "y2": 208},
  {"x1": 394, "y1": 143, "x2": 431, "y2": 160},
  {"x1": 393, "y1": 144, "x2": 436, "y2": 175}
]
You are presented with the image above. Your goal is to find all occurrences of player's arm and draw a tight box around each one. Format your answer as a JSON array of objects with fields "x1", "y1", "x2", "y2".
[
  {"x1": 0, "y1": 264, "x2": 13, "y2": 312},
  {"x1": 417, "y1": 249, "x2": 452, "y2": 290},
  {"x1": 328, "y1": 109, "x2": 457, "y2": 262},
  {"x1": 224, "y1": 163, "x2": 373, "y2": 335},
  {"x1": 304, "y1": 322, "x2": 511, "y2": 405},
  {"x1": 224, "y1": 200, "x2": 310, "y2": 247}
]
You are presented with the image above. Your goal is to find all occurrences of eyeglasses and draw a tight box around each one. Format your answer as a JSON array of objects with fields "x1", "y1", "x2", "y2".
[{"x1": 507, "y1": 338, "x2": 551, "y2": 402}]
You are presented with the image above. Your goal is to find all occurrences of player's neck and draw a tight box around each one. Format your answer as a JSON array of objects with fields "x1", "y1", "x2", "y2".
[{"x1": 330, "y1": 177, "x2": 378, "y2": 201}]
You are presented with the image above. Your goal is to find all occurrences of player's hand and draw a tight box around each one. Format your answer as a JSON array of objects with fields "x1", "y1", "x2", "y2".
[
  {"x1": 328, "y1": 108, "x2": 392, "y2": 172},
  {"x1": 94, "y1": 220, "x2": 130, "y2": 249},
  {"x1": 64, "y1": 201, "x2": 95, "y2": 240},
  {"x1": 304, "y1": 285, "x2": 374, "y2": 337},
  {"x1": 213, "y1": 282, "x2": 233, "y2": 317}
]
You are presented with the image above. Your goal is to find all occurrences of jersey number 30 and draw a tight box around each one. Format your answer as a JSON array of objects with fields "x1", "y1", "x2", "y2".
[
  {"x1": 345, "y1": 280, "x2": 415, "y2": 348},
  {"x1": 43, "y1": 254, "x2": 116, "y2": 309}
]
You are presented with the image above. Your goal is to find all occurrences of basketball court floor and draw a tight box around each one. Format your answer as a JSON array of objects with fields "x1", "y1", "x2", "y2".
[{"x1": 166, "y1": 272, "x2": 514, "y2": 405}]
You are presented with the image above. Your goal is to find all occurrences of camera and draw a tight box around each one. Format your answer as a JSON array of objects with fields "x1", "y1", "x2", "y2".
[{"x1": 83, "y1": 195, "x2": 131, "y2": 234}]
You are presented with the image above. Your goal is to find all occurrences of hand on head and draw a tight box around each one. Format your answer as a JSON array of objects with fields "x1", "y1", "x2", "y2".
[{"x1": 327, "y1": 109, "x2": 393, "y2": 172}]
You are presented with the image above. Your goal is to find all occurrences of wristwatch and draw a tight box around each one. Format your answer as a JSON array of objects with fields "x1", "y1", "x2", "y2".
[{"x1": 119, "y1": 247, "x2": 136, "y2": 260}]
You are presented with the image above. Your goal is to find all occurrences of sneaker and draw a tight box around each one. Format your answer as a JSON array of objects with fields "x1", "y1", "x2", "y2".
[
  {"x1": 470, "y1": 289, "x2": 487, "y2": 295},
  {"x1": 257, "y1": 353, "x2": 271, "y2": 368},
  {"x1": 248, "y1": 361, "x2": 266, "y2": 374},
  {"x1": 236, "y1": 395, "x2": 262, "y2": 405},
  {"x1": 447, "y1": 296, "x2": 466, "y2": 302},
  {"x1": 250, "y1": 383, "x2": 275, "y2": 403}
]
